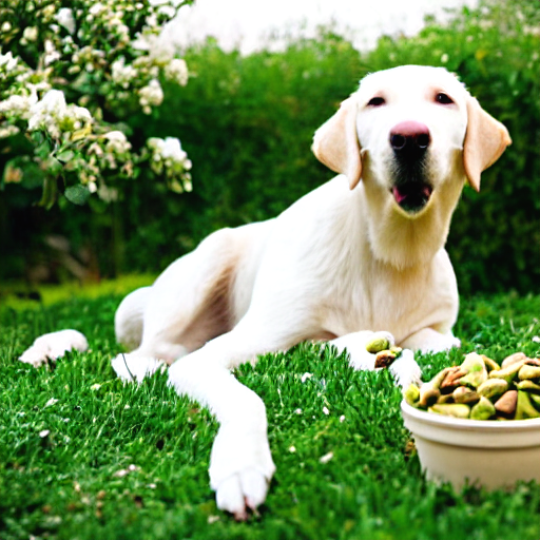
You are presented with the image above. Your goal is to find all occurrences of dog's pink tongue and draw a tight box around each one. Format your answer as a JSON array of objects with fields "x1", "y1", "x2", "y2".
[{"x1": 393, "y1": 187, "x2": 406, "y2": 204}]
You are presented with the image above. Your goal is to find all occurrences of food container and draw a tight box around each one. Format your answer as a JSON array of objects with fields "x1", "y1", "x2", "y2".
[{"x1": 401, "y1": 400, "x2": 540, "y2": 490}]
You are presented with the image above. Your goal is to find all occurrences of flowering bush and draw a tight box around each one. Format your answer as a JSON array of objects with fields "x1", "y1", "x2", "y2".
[{"x1": 0, "y1": 0, "x2": 192, "y2": 208}]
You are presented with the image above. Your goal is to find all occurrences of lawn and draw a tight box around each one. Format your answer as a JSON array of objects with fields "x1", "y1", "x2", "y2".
[{"x1": 1, "y1": 283, "x2": 539, "y2": 540}]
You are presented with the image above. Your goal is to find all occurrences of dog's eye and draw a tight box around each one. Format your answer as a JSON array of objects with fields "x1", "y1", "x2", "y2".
[
  {"x1": 367, "y1": 97, "x2": 386, "y2": 107},
  {"x1": 435, "y1": 93, "x2": 454, "y2": 105}
]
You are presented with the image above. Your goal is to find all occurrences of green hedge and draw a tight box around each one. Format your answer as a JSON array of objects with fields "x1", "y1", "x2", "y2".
[{"x1": 1, "y1": 0, "x2": 538, "y2": 294}]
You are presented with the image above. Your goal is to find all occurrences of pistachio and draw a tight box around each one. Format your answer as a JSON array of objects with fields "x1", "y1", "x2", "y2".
[
  {"x1": 501, "y1": 352, "x2": 528, "y2": 369},
  {"x1": 366, "y1": 336, "x2": 390, "y2": 354},
  {"x1": 488, "y1": 360, "x2": 525, "y2": 384},
  {"x1": 428, "y1": 403, "x2": 470, "y2": 419},
  {"x1": 374, "y1": 350, "x2": 397, "y2": 369},
  {"x1": 530, "y1": 393, "x2": 540, "y2": 411},
  {"x1": 470, "y1": 396, "x2": 496, "y2": 420},
  {"x1": 457, "y1": 353, "x2": 487, "y2": 388},
  {"x1": 480, "y1": 354, "x2": 500, "y2": 372},
  {"x1": 477, "y1": 378, "x2": 509, "y2": 400},
  {"x1": 515, "y1": 391, "x2": 540, "y2": 420},
  {"x1": 440, "y1": 366, "x2": 465, "y2": 393},
  {"x1": 404, "y1": 384, "x2": 420, "y2": 406},
  {"x1": 494, "y1": 390, "x2": 518, "y2": 417},
  {"x1": 452, "y1": 386, "x2": 480, "y2": 405},
  {"x1": 517, "y1": 380, "x2": 540, "y2": 393},
  {"x1": 525, "y1": 358, "x2": 540, "y2": 367},
  {"x1": 418, "y1": 385, "x2": 441, "y2": 408},
  {"x1": 518, "y1": 364, "x2": 540, "y2": 381},
  {"x1": 390, "y1": 347, "x2": 403, "y2": 357}
]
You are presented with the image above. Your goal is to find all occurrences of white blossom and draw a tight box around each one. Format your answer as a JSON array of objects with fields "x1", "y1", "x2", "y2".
[
  {"x1": 22, "y1": 26, "x2": 39, "y2": 42},
  {"x1": 28, "y1": 89, "x2": 92, "y2": 139},
  {"x1": 0, "y1": 124, "x2": 20, "y2": 138},
  {"x1": 104, "y1": 130, "x2": 131, "y2": 154},
  {"x1": 165, "y1": 58, "x2": 188, "y2": 86},
  {"x1": 139, "y1": 79, "x2": 164, "y2": 111},
  {"x1": 111, "y1": 57, "x2": 138, "y2": 88},
  {"x1": 0, "y1": 51, "x2": 18, "y2": 73},
  {"x1": 56, "y1": 8, "x2": 75, "y2": 34},
  {"x1": 44, "y1": 40, "x2": 61, "y2": 66},
  {"x1": 89, "y1": 3, "x2": 106, "y2": 17},
  {"x1": 0, "y1": 92, "x2": 38, "y2": 119}
]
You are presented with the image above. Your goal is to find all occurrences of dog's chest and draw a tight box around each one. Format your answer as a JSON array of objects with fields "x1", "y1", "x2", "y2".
[{"x1": 321, "y1": 262, "x2": 434, "y2": 340}]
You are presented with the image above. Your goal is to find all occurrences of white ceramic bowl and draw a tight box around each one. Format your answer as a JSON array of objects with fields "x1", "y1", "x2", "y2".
[{"x1": 401, "y1": 400, "x2": 540, "y2": 490}]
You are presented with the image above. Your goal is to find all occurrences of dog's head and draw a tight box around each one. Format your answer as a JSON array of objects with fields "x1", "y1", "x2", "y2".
[{"x1": 312, "y1": 65, "x2": 511, "y2": 216}]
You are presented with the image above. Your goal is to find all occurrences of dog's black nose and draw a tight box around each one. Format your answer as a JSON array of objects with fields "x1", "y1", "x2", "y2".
[{"x1": 390, "y1": 121, "x2": 431, "y2": 155}]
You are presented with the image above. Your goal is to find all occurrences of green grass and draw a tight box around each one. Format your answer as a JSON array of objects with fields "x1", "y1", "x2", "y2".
[{"x1": 1, "y1": 286, "x2": 539, "y2": 540}]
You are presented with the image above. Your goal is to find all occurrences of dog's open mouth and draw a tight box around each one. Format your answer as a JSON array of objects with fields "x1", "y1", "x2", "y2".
[{"x1": 392, "y1": 183, "x2": 433, "y2": 213}]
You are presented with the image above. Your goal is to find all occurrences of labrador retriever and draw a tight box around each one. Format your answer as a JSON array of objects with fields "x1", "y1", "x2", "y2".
[{"x1": 20, "y1": 65, "x2": 511, "y2": 519}]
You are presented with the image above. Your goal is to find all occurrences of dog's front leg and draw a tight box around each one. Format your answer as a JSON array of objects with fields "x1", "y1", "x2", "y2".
[
  {"x1": 329, "y1": 331, "x2": 422, "y2": 387},
  {"x1": 167, "y1": 322, "x2": 294, "y2": 520},
  {"x1": 400, "y1": 328, "x2": 461, "y2": 354}
]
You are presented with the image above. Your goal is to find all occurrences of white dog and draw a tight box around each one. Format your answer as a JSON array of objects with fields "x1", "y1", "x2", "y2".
[{"x1": 20, "y1": 65, "x2": 511, "y2": 519}]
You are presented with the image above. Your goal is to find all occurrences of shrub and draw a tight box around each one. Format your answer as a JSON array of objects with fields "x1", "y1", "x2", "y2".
[{"x1": 1, "y1": 0, "x2": 538, "y2": 294}]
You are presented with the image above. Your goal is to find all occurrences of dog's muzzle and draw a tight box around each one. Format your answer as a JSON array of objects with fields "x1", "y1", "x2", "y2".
[{"x1": 389, "y1": 121, "x2": 433, "y2": 213}]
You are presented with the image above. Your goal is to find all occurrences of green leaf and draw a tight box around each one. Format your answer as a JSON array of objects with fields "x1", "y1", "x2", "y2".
[
  {"x1": 64, "y1": 184, "x2": 91, "y2": 205},
  {"x1": 38, "y1": 176, "x2": 57, "y2": 210},
  {"x1": 56, "y1": 150, "x2": 75, "y2": 163}
]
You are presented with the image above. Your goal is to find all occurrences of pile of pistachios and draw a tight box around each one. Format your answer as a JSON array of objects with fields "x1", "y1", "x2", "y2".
[
  {"x1": 404, "y1": 352, "x2": 540, "y2": 420},
  {"x1": 365, "y1": 335, "x2": 403, "y2": 368}
]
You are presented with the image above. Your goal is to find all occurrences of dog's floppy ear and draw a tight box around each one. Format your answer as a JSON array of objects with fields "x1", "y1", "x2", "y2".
[
  {"x1": 312, "y1": 97, "x2": 362, "y2": 190},
  {"x1": 463, "y1": 96, "x2": 511, "y2": 192}
]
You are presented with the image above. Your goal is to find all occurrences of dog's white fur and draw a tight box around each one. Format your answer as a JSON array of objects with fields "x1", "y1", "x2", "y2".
[{"x1": 20, "y1": 66, "x2": 511, "y2": 520}]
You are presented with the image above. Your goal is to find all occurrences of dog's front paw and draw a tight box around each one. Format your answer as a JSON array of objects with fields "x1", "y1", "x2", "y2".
[
  {"x1": 389, "y1": 349, "x2": 422, "y2": 388},
  {"x1": 111, "y1": 353, "x2": 166, "y2": 384},
  {"x1": 329, "y1": 330, "x2": 395, "y2": 371},
  {"x1": 210, "y1": 425, "x2": 275, "y2": 520},
  {"x1": 19, "y1": 329, "x2": 88, "y2": 367}
]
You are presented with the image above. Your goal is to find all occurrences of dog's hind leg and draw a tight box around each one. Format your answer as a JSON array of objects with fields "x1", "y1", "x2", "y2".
[
  {"x1": 115, "y1": 286, "x2": 152, "y2": 351},
  {"x1": 111, "y1": 226, "x2": 265, "y2": 384}
]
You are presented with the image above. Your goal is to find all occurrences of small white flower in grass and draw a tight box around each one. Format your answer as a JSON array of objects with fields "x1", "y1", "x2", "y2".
[
  {"x1": 45, "y1": 398, "x2": 58, "y2": 407},
  {"x1": 533, "y1": 336, "x2": 540, "y2": 343},
  {"x1": 294, "y1": 408, "x2": 302, "y2": 415},
  {"x1": 90, "y1": 384, "x2": 101, "y2": 391},
  {"x1": 301, "y1": 372, "x2": 312, "y2": 383},
  {"x1": 319, "y1": 451, "x2": 333, "y2": 464},
  {"x1": 322, "y1": 406, "x2": 330, "y2": 415},
  {"x1": 147, "y1": 483, "x2": 157, "y2": 489},
  {"x1": 39, "y1": 429, "x2": 50, "y2": 438},
  {"x1": 441, "y1": 53, "x2": 449, "y2": 64},
  {"x1": 208, "y1": 515, "x2": 220, "y2": 524},
  {"x1": 114, "y1": 464, "x2": 139, "y2": 478},
  {"x1": 289, "y1": 446, "x2": 296, "y2": 453},
  {"x1": 339, "y1": 415, "x2": 346, "y2": 423},
  {"x1": 124, "y1": 404, "x2": 130, "y2": 409}
]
